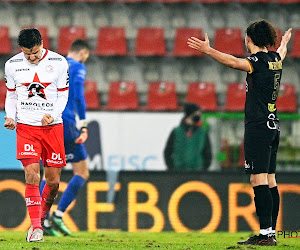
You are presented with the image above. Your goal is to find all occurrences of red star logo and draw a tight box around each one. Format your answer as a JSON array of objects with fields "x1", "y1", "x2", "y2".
[{"x1": 22, "y1": 73, "x2": 52, "y2": 99}]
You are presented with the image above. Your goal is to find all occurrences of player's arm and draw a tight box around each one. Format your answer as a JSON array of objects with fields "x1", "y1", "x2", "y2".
[
  {"x1": 74, "y1": 65, "x2": 88, "y2": 144},
  {"x1": 45, "y1": 59, "x2": 69, "y2": 126},
  {"x1": 4, "y1": 62, "x2": 17, "y2": 130},
  {"x1": 277, "y1": 28, "x2": 292, "y2": 61},
  {"x1": 188, "y1": 34, "x2": 251, "y2": 72}
]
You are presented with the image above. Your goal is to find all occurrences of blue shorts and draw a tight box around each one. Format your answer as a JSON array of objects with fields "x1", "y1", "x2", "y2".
[{"x1": 63, "y1": 120, "x2": 87, "y2": 163}]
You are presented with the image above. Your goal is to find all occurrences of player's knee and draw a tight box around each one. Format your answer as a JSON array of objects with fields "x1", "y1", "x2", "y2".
[{"x1": 25, "y1": 171, "x2": 40, "y2": 185}]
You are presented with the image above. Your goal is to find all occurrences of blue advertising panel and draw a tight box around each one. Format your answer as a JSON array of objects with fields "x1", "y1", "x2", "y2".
[{"x1": 0, "y1": 112, "x2": 22, "y2": 169}]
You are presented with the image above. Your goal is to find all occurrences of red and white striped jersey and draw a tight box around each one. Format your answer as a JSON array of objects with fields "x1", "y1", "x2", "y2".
[{"x1": 5, "y1": 49, "x2": 69, "y2": 126}]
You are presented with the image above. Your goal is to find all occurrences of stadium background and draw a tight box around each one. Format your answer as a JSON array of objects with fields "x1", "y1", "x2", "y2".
[{"x1": 0, "y1": 0, "x2": 299, "y2": 232}]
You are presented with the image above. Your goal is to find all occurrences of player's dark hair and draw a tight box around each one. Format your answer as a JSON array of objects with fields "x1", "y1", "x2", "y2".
[
  {"x1": 69, "y1": 39, "x2": 90, "y2": 52},
  {"x1": 17, "y1": 28, "x2": 42, "y2": 49},
  {"x1": 246, "y1": 20, "x2": 277, "y2": 48}
]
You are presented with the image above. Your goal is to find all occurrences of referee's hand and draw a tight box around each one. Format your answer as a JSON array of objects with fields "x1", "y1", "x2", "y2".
[{"x1": 4, "y1": 116, "x2": 15, "y2": 130}]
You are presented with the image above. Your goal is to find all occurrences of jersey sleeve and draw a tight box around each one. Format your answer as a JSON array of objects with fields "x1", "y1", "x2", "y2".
[
  {"x1": 73, "y1": 64, "x2": 87, "y2": 120},
  {"x1": 57, "y1": 58, "x2": 69, "y2": 91},
  {"x1": 245, "y1": 55, "x2": 260, "y2": 74},
  {"x1": 4, "y1": 61, "x2": 16, "y2": 91}
]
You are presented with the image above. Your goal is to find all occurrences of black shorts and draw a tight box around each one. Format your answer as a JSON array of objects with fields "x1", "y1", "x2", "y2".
[{"x1": 244, "y1": 123, "x2": 280, "y2": 174}]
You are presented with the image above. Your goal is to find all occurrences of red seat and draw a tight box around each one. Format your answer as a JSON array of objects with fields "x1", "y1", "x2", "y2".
[
  {"x1": 146, "y1": 82, "x2": 178, "y2": 111},
  {"x1": 0, "y1": 26, "x2": 12, "y2": 55},
  {"x1": 0, "y1": 80, "x2": 6, "y2": 109},
  {"x1": 214, "y1": 28, "x2": 244, "y2": 57},
  {"x1": 84, "y1": 81, "x2": 101, "y2": 110},
  {"x1": 57, "y1": 26, "x2": 87, "y2": 55},
  {"x1": 135, "y1": 28, "x2": 165, "y2": 56},
  {"x1": 107, "y1": 81, "x2": 139, "y2": 110},
  {"x1": 276, "y1": 83, "x2": 297, "y2": 112},
  {"x1": 290, "y1": 29, "x2": 300, "y2": 58},
  {"x1": 173, "y1": 28, "x2": 203, "y2": 57},
  {"x1": 224, "y1": 83, "x2": 246, "y2": 111},
  {"x1": 200, "y1": 0, "x2": 230, "y2": 2},
  {"x1": 95, "y1": 27, "x2": 127, "y2": 56},
  {"x1": 277, "y1": 0, "x2": 300, "y2": 3},
  {"x1": 186, "y1": 82, "x2": 218, "y2": 111},
  {"x1": 236, "y1": 0, "x2": 270, "y2": 2}
]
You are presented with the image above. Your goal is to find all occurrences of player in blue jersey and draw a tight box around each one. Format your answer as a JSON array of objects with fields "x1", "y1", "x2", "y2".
[{"x1": 40, "y1": 39, "x2": 90, "y2": 236}]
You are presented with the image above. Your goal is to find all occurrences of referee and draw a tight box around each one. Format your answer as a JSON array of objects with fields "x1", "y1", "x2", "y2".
[{"x1": 188, "y1": 20, "x2": 292, "y2": 246}]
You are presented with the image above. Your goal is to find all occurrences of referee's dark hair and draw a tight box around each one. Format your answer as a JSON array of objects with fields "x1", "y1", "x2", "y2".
[
  {"x1": 17, "y1": 28, "x2": 42, "y2": 49},
  {"x1": 246, "y1": 19, "x2": 277, "y2": 48},
  {"x1": 69, "y1": 39, "x2": 90, "y2": 52}
]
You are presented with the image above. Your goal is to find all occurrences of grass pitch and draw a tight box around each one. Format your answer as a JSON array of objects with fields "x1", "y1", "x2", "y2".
[{"x1": 0, "y1": 231, "x2": 299, "y2": 249}]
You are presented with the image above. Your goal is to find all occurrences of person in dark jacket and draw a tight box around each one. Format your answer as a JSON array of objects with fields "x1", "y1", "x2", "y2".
[{"x1": 164, "y1": 103, "x2": 212, "y2": 170}]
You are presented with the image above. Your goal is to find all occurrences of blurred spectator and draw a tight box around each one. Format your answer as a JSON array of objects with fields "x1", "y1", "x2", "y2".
[{"x1": 164, "y1": 103, "x2": 212, "y2": 171}]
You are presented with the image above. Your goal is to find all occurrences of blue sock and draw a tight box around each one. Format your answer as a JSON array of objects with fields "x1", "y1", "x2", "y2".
[
  {"x1": 57, "y1": 175, "x2": 86, "y2": 213},
  {"x1": 39, "y1": 180, "x2": 50, "y2": 219}
]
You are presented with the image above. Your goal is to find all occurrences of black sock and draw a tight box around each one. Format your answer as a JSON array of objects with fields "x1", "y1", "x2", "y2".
[
  {"x1": 270, "y1": 186, "x2": 280, "y2": 231},
  {"x1": 253, "y1": 185, "x2": 272, "y2": 230}
]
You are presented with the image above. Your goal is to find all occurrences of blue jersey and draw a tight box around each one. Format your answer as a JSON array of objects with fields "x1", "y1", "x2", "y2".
[{"x1": 63, "y1": 57, "x2": 86, "y2": 123}]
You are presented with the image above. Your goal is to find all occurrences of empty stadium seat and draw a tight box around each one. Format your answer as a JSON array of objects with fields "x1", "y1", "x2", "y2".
[
  {"x1": 57, "y1": 26, "x2": 87, "y2": 55},
  {"x1": 95, "y1": 27, "x2": 127, "y2": 56},
  {"x1": 186, "y1": 82, "x2": 218, "y2": 112},
  {"x1": 290, "y1": 29, "x2": 300, "y2": 58},
  {"x1": 200, "y1": 0, "x2": 229, "y2": 3},
  {"x1": 214, "y1": 28, "x2": 244, "y2": 57},
  {"x1": 0, "y1": 26, "x2": 12, "y2": 55},
  {"x1": 173, "y1": 28, "x2": 203, "y2": 56},
  {"x1": 107, "y1": 81, "x2": 139, "y2": 110},
  {"x1": 135, "y1": 28, "x2": 165, "y2": 56},
  {"x1": 276, "y1": 83, "x2": 297, "y2": 112},
  {"x1": 146, "y1": 82, "x2": 178, "y2": 111},
  {"x1": 0, "y1": 80, "x2": 6, "y2": 109},
  {"x1": 224, "y1": 83, "x2": 246, "y2": 111},
  {"x1": 84, "y1": 81, "x2": 101, "y2": 110}
]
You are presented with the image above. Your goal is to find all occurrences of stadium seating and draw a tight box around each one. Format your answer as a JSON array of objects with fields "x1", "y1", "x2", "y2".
[
  {"x1": 276, "y1": 83, "x2": 297, "y2": 113},
  {"x1": 57, "y1": 26, "x2": 87, "y2": 55},
  {"x1": 224, "y1": 82, "x2": 246, "y2": 111},
  {"x1": 186, "y1": 82, "x2": 218, "y2": 111},
  {"x1": 0, "y1": 26, "x2": 12, "y2": 55},
  {"x1": 214, "y1": 28, "x2": 244, "y2": 57},
  {"x1": 107, "y1": 81, "x2": 139, "y2": 110},
  {"x1": 146, "y1": 81, "x2": 178, "y2": 111},
  {"x1": 173, "y1": 28, "x2": 203, "y2": 57},
  {"x1": 0, "y1": 80, "x2": 6, "y2": 109},
  {"x1": 135, "y1": 28, "x2": 166, "y2": 56},
  {"x1": 84, "y1": 81, "x2": 101, "y2": 110},
  {"x1": 290, "y1": 29, "x2": 300, "y2": 58},
  {"x1": 95, "y1": 27, "x2": 127, "y2": 56}
]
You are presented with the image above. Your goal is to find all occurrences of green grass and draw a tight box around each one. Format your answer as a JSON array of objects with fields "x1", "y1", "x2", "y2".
[{"x1": 0, "y1": 231, "x2": 299, "y2": 249}]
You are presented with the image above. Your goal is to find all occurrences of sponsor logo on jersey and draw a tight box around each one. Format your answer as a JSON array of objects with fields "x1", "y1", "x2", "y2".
[
  {"x1": 268, "y1": 58, "x2": 282, "y2": 70},
  {"x1": 46, "y1": 152, "x2": 64, "y2": 165},
  {"x1": 9, "y1": 59, "x2": 23, "y2": 63},
  {"x1": 268, "y1": 103, "x2": 277, "y2": 112},
  {"x1": 22, "y1": 73, "x2": 52, "y2": 99},
  {"x1": 247, "y1": 56, "x2": 258, "y2": 62},
  {"x1": 48, "y1": 57, "x2": 62, "y2": 61},
  {"x1": 16, "y1": 68, "x2": 30, "y2": 72}
]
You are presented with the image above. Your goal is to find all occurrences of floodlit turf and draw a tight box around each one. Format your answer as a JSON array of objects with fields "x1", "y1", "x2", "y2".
[{"x1": 0, "y1": 231, "x2": 299, "y2": 249}]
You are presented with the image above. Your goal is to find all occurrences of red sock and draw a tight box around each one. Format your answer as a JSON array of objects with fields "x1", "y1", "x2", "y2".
[
  {"x1": 41, "y1": 183, "x2": 59, "y2": 224},
  {"x1": 25, "y1": 184, "x2": 42, "y2": 230}
]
